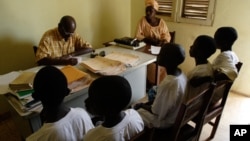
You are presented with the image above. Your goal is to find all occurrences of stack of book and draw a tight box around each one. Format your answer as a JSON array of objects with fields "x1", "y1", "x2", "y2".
[{"x1": 8, "y1": 72, "x2": 41, "y2": 112}]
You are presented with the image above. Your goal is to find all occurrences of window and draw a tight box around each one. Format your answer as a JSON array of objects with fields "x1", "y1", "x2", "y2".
[{"x1": 157, "y1": 0, "x2": 216, "y2": 26}]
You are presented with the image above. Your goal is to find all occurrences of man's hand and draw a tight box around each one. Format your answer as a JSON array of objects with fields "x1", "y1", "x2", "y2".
[
  {"x1": 37, "y1": 56, "x2": 77, "y2": 66},
  {"x1": 67, "y1": 58, "x2": 78, "y2": 65},
  {"x1": 61, "y1": 54, "x2": 72, "y2": 59}
]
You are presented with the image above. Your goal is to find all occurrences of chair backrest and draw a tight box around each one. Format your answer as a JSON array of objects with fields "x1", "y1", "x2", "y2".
[
  {"x1": 171, "y1": 82, "x2": 216, "y2": 141},
  {"x1": 195, "y1": 62, "x2": 242, "y2": 140},
  {"x1": 129, "y1": 129, "x2": 149, "y2": 141},
  {"x1": 195, "y1": 80, "x2": 233, "y2": 140},
  {"x1": 33, "y1": 45, "x2": 38, "y2": 55},
  {"x1": 212, "y1": 59, "x2": 239, "y2": 104},
  {"x1": 236, "y1": 61, "x2": 243, "y2": 73},
  {"x1": 169, "y1": 31, "x2": 175, "y2": 43},
  {"x1": 205, "y1": 80, "x2": 233, "y2": 122}
]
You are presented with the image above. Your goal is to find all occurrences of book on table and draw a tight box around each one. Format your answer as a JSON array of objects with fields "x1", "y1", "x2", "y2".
[
  {"x1": 60, "y1": 65, "x2": 93, "y2": 93},
  {"x1": 9, "y1": 71, "x2": 35, "y2": 91},
  {"x1": 8, "y1": 71, "x2": 35, "y2": 99},
  {"x1": 80, "y1": 56, "x2": 126, "y2": 75},
  {"x1": 79, "y1": 52, "x2": 140, "y2": 75},
  {"x1": 6, "y1": 71, "x2": 41, "y2": 112},
  {"x1": 6, "y1": 93, "x2": 42, "y2": 112},
  {"x1": 10, "y1": 89, "x2": 34, "y2": 99}
]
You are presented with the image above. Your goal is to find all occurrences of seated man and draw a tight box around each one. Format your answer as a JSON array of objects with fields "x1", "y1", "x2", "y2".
[
  {"x1": 35, "y1": 15, "x2": 93, "y2": 65},
  {"x1": 26, "y1": 66, "x2": 94, "y2": 141}
]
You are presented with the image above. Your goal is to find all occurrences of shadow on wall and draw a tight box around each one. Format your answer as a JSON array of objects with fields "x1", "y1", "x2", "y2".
[{"x1": 0, "y1": 36, "x2": 36, "y2": 75}]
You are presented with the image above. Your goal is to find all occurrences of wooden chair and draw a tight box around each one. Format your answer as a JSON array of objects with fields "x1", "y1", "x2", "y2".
[
  {"x1": 33, "y1": 45, "x2": 38, "y2": 55},
  {"x1": 236, "y1": 61, "x2": 243, "y2": 72},
  {"x1": 169, "y1": 31, "x2": 175, "y2": 43},
  {"x1": 197, "y1": 61, "x2": 243, "y2": 140},
  {"x1": 198, "y1": 80, "x2": 233, "y2": 140},
  {"x1": 150, "y1": 82, "x2": 216, "y2": 141},
  {"x1": 129, "y1": 128, "x2": 150, "y2": 141}
]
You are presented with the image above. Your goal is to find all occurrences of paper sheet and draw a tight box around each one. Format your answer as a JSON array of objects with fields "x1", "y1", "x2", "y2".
[
  {"x1": 150, "y1": 45, "x2": 161, "y2": 55},
  {"x1": 105, "y1": 52, "x2": 140, "y2": 67}
]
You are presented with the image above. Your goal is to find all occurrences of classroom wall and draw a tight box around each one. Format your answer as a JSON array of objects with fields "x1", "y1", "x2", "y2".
[
  {"x1": 131, "y1": 0, "x2": 250, "y2": 96},
  {"x1": 0, "y1": 0, "x2": 131, "y2": 75}
]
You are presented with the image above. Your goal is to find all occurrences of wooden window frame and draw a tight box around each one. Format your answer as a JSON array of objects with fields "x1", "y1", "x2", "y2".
[{"x1": 157, "y1": 0, "x2": 216, "y2": 26}]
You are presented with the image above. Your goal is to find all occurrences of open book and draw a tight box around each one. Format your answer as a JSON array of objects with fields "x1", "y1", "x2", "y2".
[
  {"x1": 80, "y1": 56, "x2": 126, "y2": 75},
  {"x1": 80, "y1": 52, "x2": 140, "y2": 75},
  {"x1": 105, "y1": 52, "x2": 140, "y2": 67}
]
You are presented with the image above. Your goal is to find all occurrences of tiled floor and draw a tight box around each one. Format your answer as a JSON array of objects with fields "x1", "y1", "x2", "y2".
[{"x1": 0, "y1": 92, "x2": 249, "y2": 141}]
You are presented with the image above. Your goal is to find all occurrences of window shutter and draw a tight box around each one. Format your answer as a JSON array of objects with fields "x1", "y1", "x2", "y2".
[
  {"x1": 177, "y1": 0, "x2": 216, "y2": 26},
  {"x1": 156, "y1": 0, "x2": 216, "y2": 26},
  {"x1": 157, "y1": 0, "x2": 173, "y2": 16},
  {"x1": 182, "y1": 0, "x2": 209, "y2": 20}
]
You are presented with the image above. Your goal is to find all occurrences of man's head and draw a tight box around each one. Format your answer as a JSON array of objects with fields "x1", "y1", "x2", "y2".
[
  {"x1": 157, "y1": 43, "x2": 185, "y2": 69},
  {"x1": 32, "y1": 66, "x2": 70, "y2": 107},
  {"x1": 214, "y1": 27, "x2": 238, "y2": 50},
  {"x1": 189, "y1": 35, "x2": 216, "y2": 60},
  {"x1": 85, "y1": 75, "x2": 132, "y2": 116},
  {"x1": 58, "y1": 15, "x2": 76, "y2": 40}
]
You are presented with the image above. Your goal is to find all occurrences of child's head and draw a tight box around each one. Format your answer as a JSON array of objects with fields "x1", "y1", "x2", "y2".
[
  {"x1": 85, "y1": 75, "x2": 132, "y2": 116},
  {"x1": 157, "y1": 43, "x2": 185, "y2": 69},
  {"x1": 189, "y1": 35, "x2": 216, "y2": 60},
  {"x1": 32, "y1": 66, "x2": 70, "y2": 107},
  {"x1": 214, "y1": 27, "x2": 238, "y2": 50}
]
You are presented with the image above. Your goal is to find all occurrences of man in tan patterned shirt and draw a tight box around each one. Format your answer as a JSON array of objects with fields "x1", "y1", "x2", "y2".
[{"x1": 36, "y1": 15, "x2": 93, "y2": 65}]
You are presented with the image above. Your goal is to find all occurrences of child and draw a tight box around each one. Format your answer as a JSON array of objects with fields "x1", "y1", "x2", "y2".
[
  {"x1": 135, "y1": 43, "x2": 187, "y2": 128},
  {"x1": 211, "y1": 27, "x2": 240, "y2": 104},
  {"x1": 184, "y1": 35, "x2": 216, "y2": 101},
  {"x1": 213, "y1": 27, "x2": 239, "y2": 81},
  {"x1": 26, "y1": 66, "x2": 94, "y2": 141},
  {"x1": 84, "y1": 75, "x2": 144, "y2": 141}
]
